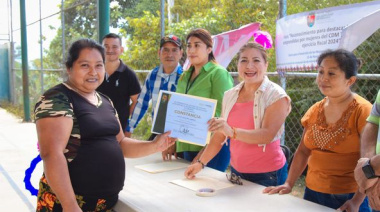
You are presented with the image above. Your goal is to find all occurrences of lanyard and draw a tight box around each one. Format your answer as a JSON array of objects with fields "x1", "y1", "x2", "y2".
[{"x1": 185, "y1": 69, "x2": 201, "y2": 94}]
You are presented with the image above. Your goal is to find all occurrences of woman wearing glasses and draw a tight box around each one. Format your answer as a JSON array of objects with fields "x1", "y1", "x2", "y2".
[
  {"x1": 184, "y1": 41, "x2": 291, "y2": 187},
  {"x1": 263, "y1": 49, "x2": 372, "y2": 212}
]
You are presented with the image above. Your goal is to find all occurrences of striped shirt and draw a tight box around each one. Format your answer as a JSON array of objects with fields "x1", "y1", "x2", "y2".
[{"x1": 127, "y1": 64, "x2": 183, "y2": 132}]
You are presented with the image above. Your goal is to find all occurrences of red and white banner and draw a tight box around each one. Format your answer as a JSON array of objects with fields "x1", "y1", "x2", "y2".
[
  {"x1": 276, "y1": 0, "x2": 380, "y2": 72},
  {"x1": 184, "y1": 23, "x2": 261, "y2": 70}
]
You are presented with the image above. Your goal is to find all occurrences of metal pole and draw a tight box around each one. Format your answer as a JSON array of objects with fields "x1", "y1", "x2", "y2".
[
  {"x1": 8, "y1": 0, "x2": 15, "y2": 103},
  {"x1": 20, "y1": 0, "x2": 31, "y2": 121},
  {"x1": 97, "y1": 0, "x2": 110, "y2": 43},
  {"x1": 279, "y1": 0, "x2": 287, "y2": 19},
  {"x1": 279, "y1": 0, "x2": 287, "y2": 145},
  {"x1": 279, "y1": 0, "x2": 287, "y2": 90},
  {"x1": 160, "y1": 0, "x2": 165, "y2": 38},
  {"x1": 39, "y1": 0, "x2": 44, "y2": 93},
  {"x1": 61, "y1": 0, "x2": 65, "y2": 77},
  {"x1": 278, "y1": 0, "x2": 287, "y2": 90}
]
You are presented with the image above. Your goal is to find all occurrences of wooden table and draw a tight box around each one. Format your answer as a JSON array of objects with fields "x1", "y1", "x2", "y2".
[{"x1": 114, "y1": 153, "x2": 334, "y2": 212}]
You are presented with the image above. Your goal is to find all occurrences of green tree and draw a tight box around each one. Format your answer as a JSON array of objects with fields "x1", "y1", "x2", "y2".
[
  {"x1": 42, "y1": 0, "x2": 151, "y2": 70},
  {"x1": 120, "y1": 11, "x2": 161, "y2": 70},
  {"x1": 123, "y1": 0, "x2": 280, "y2": 71},
  {"x1": 36, "y1": 0, "x2": 378, "y2": 143}
]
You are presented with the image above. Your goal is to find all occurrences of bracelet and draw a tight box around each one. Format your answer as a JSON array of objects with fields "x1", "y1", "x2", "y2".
[{"x1": 197, "y1": 159, "x2": 206, "y2": 169}]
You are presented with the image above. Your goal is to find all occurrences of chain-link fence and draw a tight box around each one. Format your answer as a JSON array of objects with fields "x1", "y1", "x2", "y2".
[
  {"x1": 272, "y1": 29, "x2": 380, "y2": 155},
  {"x1": 133, "y1": 28, "x2": 380, "y2": 155},
  {"x1": 3, "y1": 1, "x2": 380, "y2": 156},
  {"x1": 279, "y1": 74, "x2": 380, "y2": 155},
  {"x1": 9, "y1": 32, "x2": 380, "y2": 157}
]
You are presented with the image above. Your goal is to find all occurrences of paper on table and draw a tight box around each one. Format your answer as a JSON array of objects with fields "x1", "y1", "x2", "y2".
[
  {"x1": 171, "y1": 176, "x2": 234, "y2": 191},
  {"x1": 134, "y1": 160, "x2": 189, "y2": 174}
]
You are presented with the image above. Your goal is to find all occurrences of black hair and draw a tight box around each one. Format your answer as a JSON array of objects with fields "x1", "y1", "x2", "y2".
[
  {"x1": 186, "y1": 28, "x2": 216, "y2": 62},
  {"x1": 65, "y1": 38, "x2": 105, "y2": 69},
  {"x1": 317, "y1": 49, "x2": 362, "y2": 79},
  {"x1": 102, "y1": 33, "x2": 122, "y2": 46}
]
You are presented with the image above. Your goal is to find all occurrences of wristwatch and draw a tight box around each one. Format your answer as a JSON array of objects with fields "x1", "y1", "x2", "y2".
[{"x1": 362, "y1": 159, "x2": 379, "y2": 179}]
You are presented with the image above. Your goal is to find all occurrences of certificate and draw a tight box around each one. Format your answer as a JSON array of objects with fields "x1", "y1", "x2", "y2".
[{"x1": 152, "y1": 91, "x2": 217, "y2": 146}]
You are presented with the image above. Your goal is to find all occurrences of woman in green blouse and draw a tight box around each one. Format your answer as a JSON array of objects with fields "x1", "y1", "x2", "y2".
[{"x1": 175, "y1": 28, "x2": 233, "y2": 171}]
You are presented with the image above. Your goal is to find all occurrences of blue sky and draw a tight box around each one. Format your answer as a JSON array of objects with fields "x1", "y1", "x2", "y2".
[
  {"x1": 1, "y1": 0, "x2": 62, "y2": 60},
  {"x1": 2, "y1": 0, "x2": 121, "y2": 62}
]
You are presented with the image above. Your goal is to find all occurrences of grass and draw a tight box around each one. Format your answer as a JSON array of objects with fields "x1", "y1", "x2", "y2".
[{"x1": 0, "y1": 101, "x2": 24, "y2": 119}]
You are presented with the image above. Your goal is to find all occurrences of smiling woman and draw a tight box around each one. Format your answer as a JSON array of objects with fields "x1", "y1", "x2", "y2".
[
  {"x1": 34, "y1": 38, "x2": 175, "y2": 211},
  {"x1": 64, "y1": 47, "x2": 105, "y2": 103},
  {"x1": 263, "y1": 49, "x2": 373, "y2": 212},
  {"x1": 184, "y1": 41, "x2": 291, "y2": 188},
  {"x1": 175, "y1": 28, "x2": 234, "y2": 172}
]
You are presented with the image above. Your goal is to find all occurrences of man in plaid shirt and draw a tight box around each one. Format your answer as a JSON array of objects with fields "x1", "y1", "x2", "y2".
[{"x1": 126, "y1": 35, "x2": 183, "y2": 141}]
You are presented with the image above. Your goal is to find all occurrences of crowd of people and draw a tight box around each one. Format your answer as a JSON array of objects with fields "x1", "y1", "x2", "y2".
[{"x1": 34, "y1": 28, "x2": 379, "y2": 212}]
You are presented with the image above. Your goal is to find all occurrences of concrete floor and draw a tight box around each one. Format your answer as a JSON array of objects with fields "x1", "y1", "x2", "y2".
[{"x1": 0, "y1": 108, "x2": 41, "y2": 211}]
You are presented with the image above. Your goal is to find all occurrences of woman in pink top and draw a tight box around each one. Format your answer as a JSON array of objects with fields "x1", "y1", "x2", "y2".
[{"x1": 184, "y1": 42, "x2": 291, "y2": 186}]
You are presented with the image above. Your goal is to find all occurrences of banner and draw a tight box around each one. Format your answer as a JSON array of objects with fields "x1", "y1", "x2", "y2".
[
  {"x1": 184, "y1": 23, "x2": 261, "y2": 70},
  {"x1": 276, "y1": 1, "x2": 380, "y2": 72},
  {"x1": 339, "y1": 10, "x2": 380, "y2": 51}
]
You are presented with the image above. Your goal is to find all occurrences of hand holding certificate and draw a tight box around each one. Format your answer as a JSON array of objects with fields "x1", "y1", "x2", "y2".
[{"x1": 152, "y1": 91, "x2": 217, "y2": 146}]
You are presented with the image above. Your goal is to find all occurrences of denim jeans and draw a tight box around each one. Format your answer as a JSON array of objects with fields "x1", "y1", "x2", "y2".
[
  {"x1": 230, "y1": 163, "x2": 288, "y2": 187},
  {"x1": 183, "y1": 139, "x2": 230, "y2": 172},
  {"x1": 304, "y1": 187, "x2": 371, "y2": 212}
]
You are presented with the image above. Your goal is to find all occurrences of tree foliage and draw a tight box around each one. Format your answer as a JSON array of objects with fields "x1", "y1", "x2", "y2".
[
  {"x1": 36, "y1": 0, "x2": 378, "y2": 143},
  {"x1": 41, "y1": 0, "x2": 375, "y2": 72},
  {"x1": 42, "y1": 0, "x2": 157, "y2": 70}
]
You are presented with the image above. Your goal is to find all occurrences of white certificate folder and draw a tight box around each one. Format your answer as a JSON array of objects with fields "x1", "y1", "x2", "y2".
[{"x1": 152, "y1": 90, "x2": 217, "y2": 146}]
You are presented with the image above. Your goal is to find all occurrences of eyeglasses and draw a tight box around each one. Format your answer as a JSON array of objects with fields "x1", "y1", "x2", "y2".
[{"x1": 226, "y1": 173, "x2": 243, "y2": 185}]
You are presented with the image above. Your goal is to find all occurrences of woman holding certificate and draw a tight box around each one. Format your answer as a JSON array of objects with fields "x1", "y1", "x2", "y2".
[
  {"x1": 173, "y1": 28, "x2": 234, "y2": 171},
  {"x1": 34, "y1": 39, "x2": 175, "y2": 211},
  {"x1": 185, "y1": 41, "x2": 291, "y2": 186}
]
